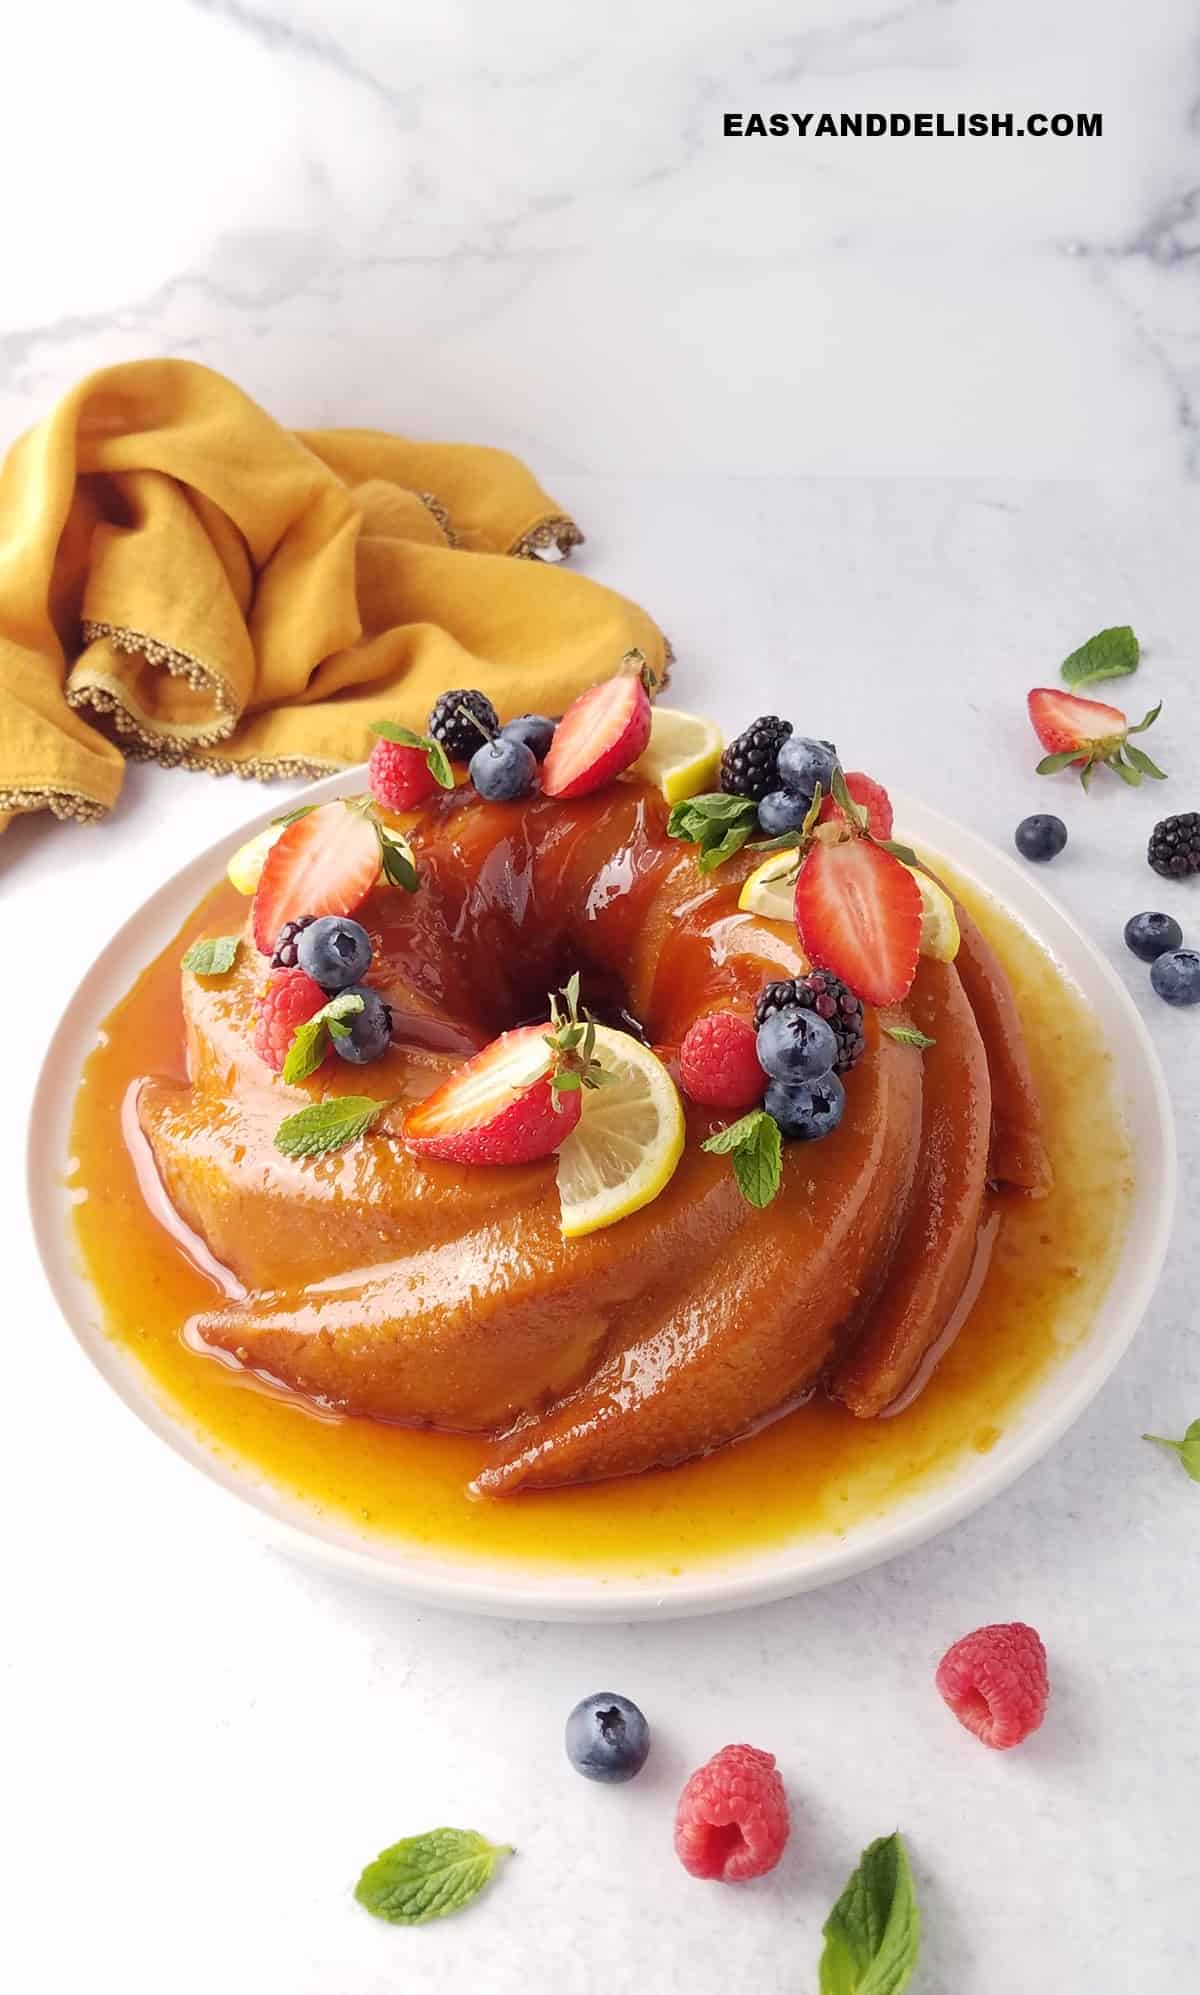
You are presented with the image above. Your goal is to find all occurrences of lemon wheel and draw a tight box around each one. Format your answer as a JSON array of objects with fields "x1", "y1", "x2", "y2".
[
  {"x1": 633, "y1": 707, "x2": 723, "y2": 804},
  {"x1": 556, "y1": 1026, "x2": 685, "y2": 1237}
]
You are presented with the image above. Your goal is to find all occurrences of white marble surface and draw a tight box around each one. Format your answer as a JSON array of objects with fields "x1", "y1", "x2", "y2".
[{"x1": 5, "y1": 4, "x2": 1200, "y2": 1990}]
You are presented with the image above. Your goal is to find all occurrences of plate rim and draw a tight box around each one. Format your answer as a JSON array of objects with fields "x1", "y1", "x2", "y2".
[{"x1": 27, "y1": 772, "x2": 1177, "y2": 1620}]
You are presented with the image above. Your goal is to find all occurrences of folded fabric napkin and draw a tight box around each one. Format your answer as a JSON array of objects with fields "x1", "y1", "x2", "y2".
[{"x1": 0, "y1": 359, "x2": 668, "y2": 833}]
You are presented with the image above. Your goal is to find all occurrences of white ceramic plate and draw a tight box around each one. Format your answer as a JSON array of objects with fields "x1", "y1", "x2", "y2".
[{"x1": 28, "y1": 775, "x2": 1175, "y2": 1620}]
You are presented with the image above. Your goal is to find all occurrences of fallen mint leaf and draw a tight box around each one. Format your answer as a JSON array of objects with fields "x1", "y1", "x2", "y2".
[
  {"x1": 1143, "y1": 1419, "x2": 1200, "y2": 1484},
  {"x1": 819, "y1": 1831, "x2": 921, "y2": 1995},
  {"x1": 181, "y1": 935, "x2": 241, "y2": 978},
  {"x1": 1060, "y1": 624, "x2": 1138, "y2": 689},
  {"x1": 370, "y1": 720, "x2": 455, "y2": 790},
  {"x1": 702, "y1": 1108, "x2": 783, "y2": 1208},
  {"x1": 274, "y1": 1095, "x2": 386, "y2": 1158},
  {"x1": 282, "y1": 993, "x2": 365, "y2": 1086},
  {"x1": 884, "y1": 1025, "x2": 936, "y2": 1050},
  {"x1": 354, "y1": 1826, "x2": 512, "y2": 1927}
]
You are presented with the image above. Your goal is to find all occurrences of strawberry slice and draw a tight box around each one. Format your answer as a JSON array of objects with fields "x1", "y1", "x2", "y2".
[
  {"x1": 1027, "y1": 689, "x2": 1166, "y2": 789},
  {"x1": 818, "y1": 771, "x2": 894, "y2": 841},
  {"x1": 251, "y1": 801, "x2": 380, "y2": 956},
  {"x1": 794, "y1": 836, "x2": 922, "y2": 1007},
  {"x1": 403, "y1": 1023, "x2": 581, "y2": 1165},
  {"x1": 541, "y1": 655, "x2": 654, "y2": 799}
]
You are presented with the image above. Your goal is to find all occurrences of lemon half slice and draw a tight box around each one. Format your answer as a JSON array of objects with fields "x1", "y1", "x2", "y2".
[
  {"x1": 633, "y1": 706, "x2": 723, "y2": 804},
  {"x1": 226, "y1": 823, "x2": 283, "y2": 895},
  {"x1": 738, "y1": 847, "x2": 802, "y2": 923},
  {"x1": 910, "y1": 868, "x2": 960, "y2": 962},
  {"x1": 556, "y1": 1025, "x2": 685, "y2": 1237}
]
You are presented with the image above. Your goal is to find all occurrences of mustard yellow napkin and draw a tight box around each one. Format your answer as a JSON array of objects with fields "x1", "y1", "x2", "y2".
[{"x1": 0, "y1": 360, "x2": 668, "y2": 832}]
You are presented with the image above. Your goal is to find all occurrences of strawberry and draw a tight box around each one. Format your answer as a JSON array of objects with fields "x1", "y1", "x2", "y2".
[
  {"x1": 1027, "y1": 689, "x2": 1166, "y2": 790},
  {"x1": 818, "y1": 770, "x2": 894, "y2": 841},
  {"x1": 402, "y1": 974, "x2": 607, "y2": 1165},
  {"x1": 541, "y1": 652, "x2": 655, "y2": 799},
  {"x1": 794, "y1": 834, "x2": 922, "y2": 1007},
  {"x1": 251, "y1": 801, "x2": 380, "y2": 956}
]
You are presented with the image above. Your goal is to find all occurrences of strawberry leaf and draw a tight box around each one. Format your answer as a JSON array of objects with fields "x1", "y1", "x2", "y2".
[
  {"x1": 1128, "y1": 701, "x2": 1163, "y2": 735},
  {"x1": 275, "y1": 1095, "x2": 387, "y2": 1158},
  {"x1": 1124, "y1": 743, "x2": 1167, "y2": 781},
  {"x1": 878, "y1": 839, "x2": 919, "y2": 867},
  {"x1": 1111, "y1": 753, "x2": 1142, "y2": 787},
  {"x1": 1060, "y1": 624, "x2": 1139, "y2": 689},
  {"x1": 376, "y1": 822, "x2": 420, "y2": 892},
  {"x1": 1036, "y1": 750, "x2": 1083, "y2": 775},
  {"x1": 1143, "y1": 1420, "x2": 1200, "y2": 1484}
]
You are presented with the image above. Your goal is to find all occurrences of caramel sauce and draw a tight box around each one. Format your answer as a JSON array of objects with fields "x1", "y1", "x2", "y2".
[{"x1": 66, "y1": 859, "x2": 1131, "y2": 1578}]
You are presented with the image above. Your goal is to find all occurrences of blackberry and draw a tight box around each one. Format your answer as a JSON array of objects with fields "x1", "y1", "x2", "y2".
[
  {"x1": 720, "y1": 715, "x2": 793, "y2": 802},
  {"x1": 271, "y1": 914, "x2": 317, "y2": 969},
  {"x1": 428, "y1": 688, "x2": 499, "y2": 762},
  {"x1": 1148, "y1": 812, "x2": 1200, "y2": 880},
  {"x1": 754, "y1": 971, "x2": 866, "y2": 1074}
]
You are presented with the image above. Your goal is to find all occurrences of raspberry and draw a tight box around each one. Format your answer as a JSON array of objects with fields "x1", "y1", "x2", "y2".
[
  {"x1": 254, "y1": 966, "x2": 329, "y2": 1074},
  {"x1": 935, "y1": 1621, "x2": 1049, "y2": 1750},
  {"x1": 367, "y1": 736, "x2": 438, "y2": 812},
  {"x1": 674, "y1": 1744, "x2": 789, "y2": 1881},
  {"x1": 680, "y1": 1012, "x2": 764, "y2": 1111}
]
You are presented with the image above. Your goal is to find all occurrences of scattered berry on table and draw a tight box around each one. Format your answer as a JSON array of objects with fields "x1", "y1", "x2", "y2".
[
  {"x1": 679, "y1": 1013, "x2": 765, "y2": 1110},
  {"x1": 1027, "y1": 687, "x2": 1166, "y2": 788},
  {"x1": 756, "y1": 1006, "x2": 840, "y2": 1084},
  {"x1": 367, "y1": 736, "x2": 439, "y2": 812},
  {"x1": 271, "y1": 914, "x2": 317, "y2": 970},
  {"x1": 254, "y1": 967, "x2": 330, "y2": 1074},
  {"x1": 674, "y1": 1744, "x2": 789, "y2": 1882},
  {"x1": 297, "y1": 915, "x2": 373, "y2": 992},
  {"x1": 428, "y1": 688, "x2": 500, "y2": 762},
  {"x1": 1148, "y1": 811, "x2": 1200, "y2": 880},
  {"x1": 754, "y1": 972, "x2": 866, "y2": 1075},
  {"x1": 330, "y1": 985, "x2": 394, "y2": 1063},
  {"x1": 1150, "y1": 948, "x2": 1200, "y2": 1007},
  {"x1": 719, "y1": 715, "x2": 794, "y2": 802},
  {"x1": 776, "y1": 734, "x2": 840, "y2": 803},
  {"x1": 1014, "y1": 814, "x2": 1068, "y2": 863},
  {"x1": 501, "y1": 714, "x2": 557, "y2": 761},
  {"x1": 756, "y1": 789, "x2": 811, "y2": 838},
  {"x1": 1124, "y1": 911, "x2": 1183, "y2": 963},
  {"x1": 935, "y1": 1621, "x2": 1049, "y2": 1750},
  {"x1": 469, "y1": 735, "x2": 538, "y2": 802},
  {"x1": 818, "y1": 769, "x2": 894, "y2": 841},
  {"x1": 564, "y1": 1693, "x2": 651, "y2": 1784},
  {"x1": 765, "y1": 1071, "x2": 846, "y2": 1142}
]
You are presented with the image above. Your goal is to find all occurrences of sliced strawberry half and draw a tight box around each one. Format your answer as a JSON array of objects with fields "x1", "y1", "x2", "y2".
[
  {"x1": 541, "y1": 654, "x2": 654, "y2": 799},
  {"x1": 251, "y1": 801, "x2": 380, "y2": 955},
  {"x1": 403, "y1": 1024, "x2": 581, "y2": 1165},
  {"x1": 818, "y1": 770, "x2": 894, "y2": 841},
  {"x1": 1027, "y1": 688, "x2": 1166, "y2": 789},
  {"x1": 794, "y1": 835, "x2": 922, "y2": 1007}
]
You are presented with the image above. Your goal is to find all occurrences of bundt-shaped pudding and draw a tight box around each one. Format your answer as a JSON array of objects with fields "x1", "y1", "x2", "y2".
[{"x1": 137, "y1": 755, "x2": 1051, "y2": 1498}]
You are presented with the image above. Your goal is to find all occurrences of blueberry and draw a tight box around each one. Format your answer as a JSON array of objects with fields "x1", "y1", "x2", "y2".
[
  {"x1": 765, "y1": 1071, "x2": 846, "y2": 1142},
  {"x1": 757, "y1": 789, "x2": 811, "y2": 838},
  {"x1": 297, "y1": 916, "x2": 372, "y2": 992},
  {"x1": 1015, "y1": 814, "x2": 1068, "y2": 863},
  {"x1": 331, "y1": 984, "x2": 393, "y2": 1062},
  {"x1": 564, "y1": 1693, "x2": 650, "y2": 1783},
  {"x1": 776, "y1": 735, "x2": 840, "y2": 802},
  {"x1": 501, "y1": 714, "x2": 556, "y2": 761},
  {"x1": 1150, "y1": 948, "x2": 1200, "y2": 1007},
  {"x1": 756, "y1": 1004, "x2": 839, "y2": 1083},
  {"x1": 1124, "y1": 911, "x2": 1184, "y2": 963},
  {"x1": 469, "y1": 735, "x2": 537, "y2": 801}
]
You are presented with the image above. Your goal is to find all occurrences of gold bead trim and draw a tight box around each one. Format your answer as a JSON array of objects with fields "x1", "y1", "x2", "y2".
[{"x1": 509, "y1": 515, "x2": 585, "y2": 560}]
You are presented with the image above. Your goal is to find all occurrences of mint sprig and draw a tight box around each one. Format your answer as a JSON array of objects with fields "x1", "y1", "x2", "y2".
[
  {"x1": 1061, "y1": 624, "x2": 1139, "y2": 690},
  {"x1": 819, "y1": 1831, "x2": 921, "y2": 1995},
  {"x1": 275, "y1": 1094, "x2": 388, "y2": 1158},
  {"x1": 1143, "y1": 1418, "x2": 1200, "y2": 1484},
  {"x1": 181, "y1": 935, "x2": 240, "y2": 977},
  {"x1": 354, "y1": 1826, "x2": 512, "y2": 1926},
  {"x1": 281, "y1": 992, "x2": 365, "y2": 1085},
  {"x1": 369, "y1": 720, "x2": 455, "y2": 791},
  {"x1": 884, "y1": 1025, "x2": 936, "y2": 1050},
  {"x1": 701, "y1": 1108, "x2": 783, "y2": 1208},
  {"x1": 667, "y1": 792, "x2": 760, "y2": 871}
]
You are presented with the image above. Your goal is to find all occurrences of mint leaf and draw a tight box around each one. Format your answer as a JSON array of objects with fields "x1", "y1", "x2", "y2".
[
  {"x1": 181, "y1": 935, "x2": 240, "y2": 977},
  {"x1": 1144, "y1": 1419, "x2": 1200, "y2": 1484},
  {"x1": 819, "y1": 1832, "x2": 921, "y2": 1995},
  {"x1": 702, "y1": 1108, "x2": 783, "y2": 1208},
  {"x1": 667, "y1": 792, "x2": 761, "y2": 871},
  {"x1": 275, "y1": 1095, "x2": 386, "y2": 1158},
  {"x1": 1060, "y1": 624, "x2": 1138, "y2": 689},
  {"x1": 354, "y1": 1827, "x2": 512, "y2": 1926},
  {"x1": 376, "y1": 821, "x2": 420, "y2": 892},
  {"x1": 369, "y1": 720, "x2": 454, "y2": 790},
  {"x1": 281, "y1": 992, "x2": 364, "y2": 1086},
  {"x1": 884, "y1": 1025, "x2": 936, "y2": 1050}
]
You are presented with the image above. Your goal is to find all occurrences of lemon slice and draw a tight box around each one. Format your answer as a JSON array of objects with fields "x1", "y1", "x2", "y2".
[
  {"x1": 226, "y1": 823, "x2": 283, "y2": 895},
  {"x1": 633, "y1": 706, "x2": 723, "y2": 804},
  {"x1": 910, "y1": 867, "x2": 960, "y2": 962},
  {"x1": 738, "y1": 847, "x2": 802, "y2": 922},
  {"x1": 556, "y1": 1025, "x2": 685, "y2": 1237}
]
